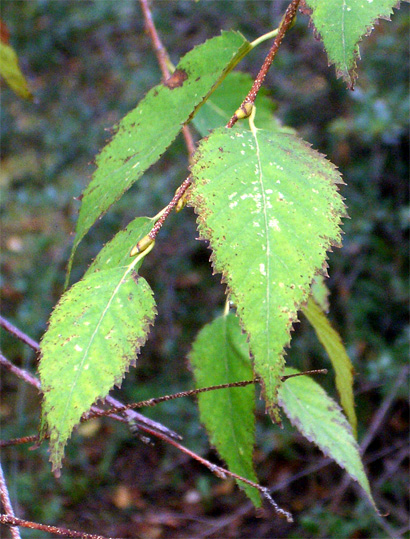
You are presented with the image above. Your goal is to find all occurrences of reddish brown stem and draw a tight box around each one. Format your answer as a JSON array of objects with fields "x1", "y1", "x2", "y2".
[
  {"x1": 0, "y1": 435, "x2": 39, "y2": 448},
  {"x1": 85, "y1": 369, "x2": 327, "y2": 421},
  {"x1": 148, "y1": 176, "x2": 192, "y2": 240},
  {"x1": 139, "y1": 0, "x2": 195, "y2": 160},
  {"x1": 139, "y1": 0, "x2": 171, "y2": 79},
  {"x1": 0, "y1": 318, "x2": 181, "y2": 441},
  {"x1": 0, "y1": 515, "x2": 114, "y2": 539},
  {"x1": 138, "y1": 0, "x2": 195, "y2": 241},
  {"x1": 0, "y1": 315, "x2": 39, "y2": 352},
  {"x1": 227, "y1": 0, "x2": 300, "y2": 128}
]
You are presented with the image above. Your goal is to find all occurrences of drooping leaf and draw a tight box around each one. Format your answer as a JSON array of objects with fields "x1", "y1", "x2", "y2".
[
  {"x1": 192, "y1": 70, "x2": 292, "y2": 136},
  {"x1": 310, "y1": 274, "x2": 330, "y2": 313},
  {"x1": 189, "y1": 313, "x2": 261, "y2": 506},
  {"x1": 302, "y1": 297, "x2": 357, "y2": 437},
  {"x1": 278, "y1": 367, "x2": 377, "y2": 511},
  {"x1": 85, "y1": 216, "x2": 153, "y2": 276},
  {"x1": 39, "y1": 266, "x2": 156, "y2": 472},
  {"x1": 189, "y1": 126, "x2": 345, "y2": 422},
  {"x1": 69, "y1": 31, "x2": 251, "y2": 278},
  {"x1": 303, "y1": 0, "x2": 401, "y2": 89},
  {"x1": 0, "y1": 21, "x2": 32, "y2": 100}
]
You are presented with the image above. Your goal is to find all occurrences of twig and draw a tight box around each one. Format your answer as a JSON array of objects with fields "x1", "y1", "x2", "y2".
[
  {"x1": 0, "y1": 320, "x2": 293, "y2": 518},
  {"x1": 0, "y1": 464, "x2": 21, "y2": 539},
  {"x1": 0, "y1": 435, "x2": 39, "y2": 449},
  {"x1": 85, "y1": 379, "x2": 258, "y2": 420},
  {"x1": 141, "y1": 424, "x2": 293, "y2": 522},
  {"x1": 147, "y1": 175, "x2": 192, "y2": 242},
  {"x1": 0, "y1": 318, "x2": 181, "y2": 441},
  {"x1": 86, "y1": 369, "x2": 327, "y2": 421},
  {"x1": 145, "y1": 0, "x2": 301, "y2": 241},
  {"x1": 0, "y1": 352, "x2": 41, "y2": 389},
  {"x1": 0, "y1": 514, "x2": 114, "y2": 539},
  {"x1": 0, "y1": 316, "x2": 39, "y2": 351},
  {"x1": 329, "y1": 365, "x2": 409, "y2": 510},
  {"x1": 139, "y1": 0, "x2": 196, "y2": 158},
  {"x1": 226, "y1": 0, "x2": 300, "y2": 128},
  {"x1": 136, "y1": 0, "x2": 198, "y2": 243}
]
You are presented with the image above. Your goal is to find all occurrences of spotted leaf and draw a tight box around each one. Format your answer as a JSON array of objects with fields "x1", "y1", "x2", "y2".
[{"x1": 189, "y1": 126, "x2": 346, "y2": 421}]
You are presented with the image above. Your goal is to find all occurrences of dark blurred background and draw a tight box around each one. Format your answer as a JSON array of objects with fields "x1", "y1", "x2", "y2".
[{"x1": 1, "y1": 1, "x2": 408, "y2": 537}]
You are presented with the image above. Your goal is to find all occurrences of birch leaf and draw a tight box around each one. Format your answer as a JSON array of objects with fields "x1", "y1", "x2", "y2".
[
  {"x1": 189, "y1": 126, "x2": 345, "y2": 422},
  {"x1": 69, "y1": 31, "x2": 251, "y2": 278},
  {"x1": 302, "y1": 297, "x2": 357, "y2": 437},
  {"x1": 279, "y1": 367, "x2": 377, "y2": 511},
  {"x1": 304, "y1": 0, "x2": 402, "y2": 89},
  {"x1": 39, "y1": 266, "x2": 156, "y2": 472},
  {"x1": 189, "y1": 313, "x2": 261, "y2": 506}
]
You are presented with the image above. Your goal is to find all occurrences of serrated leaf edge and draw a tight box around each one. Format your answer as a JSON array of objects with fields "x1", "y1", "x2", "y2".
[
  {"x1": 40, "y1": 270, "x2": 156, "y2": 472},
  {"x1": 304, "y1": 1, "x2": 400, "y2": 89},
  {"x1": 189, "y1": 129, "x2": 347, "y2": 420}
]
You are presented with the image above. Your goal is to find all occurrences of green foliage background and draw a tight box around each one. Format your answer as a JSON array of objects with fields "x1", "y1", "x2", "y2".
[{"x1": 1, "y1": 1, "x2": 408, "y2": 537}]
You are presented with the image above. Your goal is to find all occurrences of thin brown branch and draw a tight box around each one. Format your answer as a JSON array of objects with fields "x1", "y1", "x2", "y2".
[
  {"x1": 0, "y1": 319, "x2": 181, "y2": 441},
  {"x1": 139, "y1": 0, "x2": 196, "y2": 160},
  {"x1": 0, "y1": 514, "x2": 115, "y2": 539},
  {"x1": 139, "y1": 0, "x2": 171, "y2": 79},
  {"x1": 0, "y1": 315, "x2": 39, "y2": 351},
  {"x1": 329, "y1": 365, "x2": 409, "y2": 510},
  {"x1": 85, "y1": 379, "x2": 258, "y2": 420},
  {"x1": 0, "y1": 435, "x2": 39, "y2": 449},
  {"x1": 138, "y1": 0, "x2": 195, "y2": 241},
  {"x1": 0, "y1": 464, "x2": 21, "y2": 539},
  {"x1": 148, "y1": 175, "x2": 192, "y2": 241},
  {"x1": 0, "y1": 352, "x2": 41, "y2": 389},
  {"x1": 87, "y1": 370, "x2": 327, "y2": 421},
  {"x1": 227, "y1": 0, "x2": 300, "y2": 128}
]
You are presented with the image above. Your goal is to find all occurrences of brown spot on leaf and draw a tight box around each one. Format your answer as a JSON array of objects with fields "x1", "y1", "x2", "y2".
[
  {"x1": 0, "y1": 20, "x2": 10, "y2": 44},
  {"x1": 164, "y1": 69, "x2": 188, "y2": 89}
]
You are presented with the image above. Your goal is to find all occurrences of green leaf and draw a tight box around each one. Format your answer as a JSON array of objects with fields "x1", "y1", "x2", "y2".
[
  {"x1": 39, "y1": 266, "x2": 156, "y2": 472},
  {"x1": 278, "y1": 367, "x2": 377, "y2": 511},
  {"x1": 189, "y1": 126, "x2": 345, "y2": 422},
  {"x1": 0, "y1": 40, "x2": 33, "y2": 100},
  {"x1": 302, "y1": 297, "x2": 357, "y2": 437},
  {"x1": 69, "y1": 31, "x2": 251, "y2": 278},
  {"x1": 192, "y1": 70, "x2": 292, "y2": 136},
  {"x1": 85, "y1": 216, "x2": 153, "y2": 276},
  {"x1": 304, "y1": 0, "x2": 400, "y2": 89},
  {"x1": 310, "y1": 274, "x2": 330, "y2": 313},
  {"x1": 189, "y1": 313, "x2": 261, "y2": 507}
]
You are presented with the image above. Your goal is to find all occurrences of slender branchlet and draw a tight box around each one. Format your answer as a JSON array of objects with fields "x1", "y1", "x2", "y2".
[{"x1": 227, "y1": 0, "x2": 300, "y2": 128}]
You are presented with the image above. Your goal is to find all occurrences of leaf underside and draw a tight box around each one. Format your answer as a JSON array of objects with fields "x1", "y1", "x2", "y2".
[
  {"x1": 189, "y1": 126, "x2": 346, "y2": 422},
  {"x1": 68, "y1": 31, "x2": 251, "y2": 277},
  {"x1": 0, "y1": 40, "x2": 33, "y2": 100},
  {"x1": 303, "y1": 297, "x2": 357, "y2": 437},
  {"x1": 192, "y1": 70, "x2": 293, "y2": 137},
  {"x1": 304, "y1": 0, "x2": 400, "y2": 89},
  {"x1": 189, "y1": 314, "x2": 261, "y2": 506},
  {"x1": 39, "y1": 267, "x2": 156, "y2": 471},
  {"x1": 279, "y1": 367, "x2": 377, "y2": 511}
]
